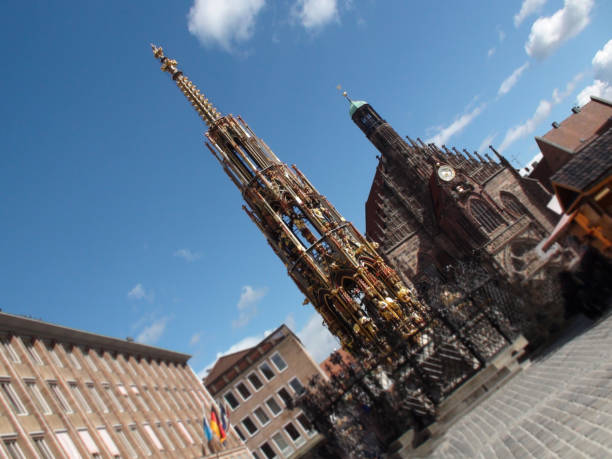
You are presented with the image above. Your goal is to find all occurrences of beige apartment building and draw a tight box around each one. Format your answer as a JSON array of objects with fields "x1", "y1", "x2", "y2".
[
  {"x1": 205, "y1": 326, "x2": 325, "y2": 459},
  {"x1": 0, "y1": 311, "x2": 250, "y2": 458}
]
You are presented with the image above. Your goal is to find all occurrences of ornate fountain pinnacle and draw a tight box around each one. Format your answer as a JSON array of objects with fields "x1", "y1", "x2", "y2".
[{"x1": 150, "y1": 44, "x2": 221, "y2": 128}]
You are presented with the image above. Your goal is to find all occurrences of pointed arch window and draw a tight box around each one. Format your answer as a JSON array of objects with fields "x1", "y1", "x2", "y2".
[
  {"x1": 500, "y1": 191, "x2": 528, "y2": 219},
  {"x1": 469, "y1": 198, "x2": 504, "y2": 233}
]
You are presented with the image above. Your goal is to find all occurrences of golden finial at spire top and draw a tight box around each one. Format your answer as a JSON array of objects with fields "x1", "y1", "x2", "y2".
[
  {"x1": 337, "y1": 84, "x2": 352, "y2": 103},
  {"x1": 151, "y1": 44, "x2": 221, "y2": 128},
  {"x1": 151, "y1": 44, "x2": 164, "y2": 60}
]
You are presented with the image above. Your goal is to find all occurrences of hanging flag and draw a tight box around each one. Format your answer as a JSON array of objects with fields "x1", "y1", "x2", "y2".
[
  {"x1": 202, "y1": 406, "x2": 213, "y2": 442},
  {"x1": 219, "y1": 401, "x2": 228, "y2": 432},
  {"x1": 212, "y1": 402, "x2": 227, "y2": 442},
  {"x1": 223, "y1": 399, "x2": 231, "y2": 429},
  {"x1": 210, "y1": 407, "x2": 221, "y2": 440}
]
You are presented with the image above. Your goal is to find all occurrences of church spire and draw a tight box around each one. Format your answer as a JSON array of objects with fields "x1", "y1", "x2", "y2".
[{"x1": 151, "y1": 44, "x2": 221, "y2": 128}]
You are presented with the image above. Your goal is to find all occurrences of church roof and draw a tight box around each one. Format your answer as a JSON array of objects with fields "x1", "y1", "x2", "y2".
[{"x1": 349, "y1": 100, "x2": 367, "y2": 117}]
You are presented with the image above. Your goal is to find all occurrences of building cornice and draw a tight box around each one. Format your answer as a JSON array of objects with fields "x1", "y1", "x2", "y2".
[{"x1": 0, "y1": 312, "x2": 191, "y2": 364}]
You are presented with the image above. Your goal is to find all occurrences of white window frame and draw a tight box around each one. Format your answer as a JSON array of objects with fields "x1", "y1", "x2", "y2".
[
  {"x1": 97, "y1": 350, "x2": 112, "y2": 372},
  {"x1": 65, "y1": 345, "x2": 81, "y2": 370},
  {"x1": 252, "y1": 405, "x2": 271, "y2": 427},
  {"x1": 114, "y1": 426, "x2": 137, "y2": 459},
  {"x1": 25, "y1": 380, "x2": 51, "y2": 414},
  {"x1": 23, "y1": 338, "x2": 43, "y2": 365},
  {"x1": 259, "y1": 440, "x2": 278, "y2": 459},
  {"x1": 241, "y1": 415, "x2": 259, "y2": 437},
  {"x1": 97, "y1": 427, "x2": 120, "y2": 458},
  {"x1": 235, "y1": 381, "x2": 252, "y2": 401},
  {"x1": 156, "y1": 386, "x2": 171, "y2": 411},
  {"x1": 258, "y1": 361, "x2": 276, "y2": 381},
  {"x1": 265, "y1": 396, "x2": 283, "y2": 417},
  {"x1": 112, "y1": 353, "x2": 125, "y2": 374},
  {"x1": 46, "y1": 342, "x2": 63, "y2": 367},
  {"x1": 288, "y1": 377, "x2": 305, "y2": 395},
  {"x1": 82, "y1": 347, "x2": 98, "y2": 372},
  {"x1": 143, "y1": 386, "x2": 160, "y2": 411},
  {"x1": 143, "y1": 423, "x2": 164, "y2": 451},
  {"x1": 89, "y1": 383, "x2": 109, "y2": 413},
  {"x1": 270, "y1": 352, "x2": 287, "y2": 372},
  {"x1": 69, "y1": 381, "x2": 92, "y2": 413},
  {"x1": 276, "y1": 387, "x2": 293, "y2": 408},
  {"x1": 295, "y1": 413, "x2": 316, "y2": 438},
  {"x1": 224, "y1": 390, "x2": 240, "y2": 410},
  {"x1": 132, "y1": 385, "x2": 150, "y2": 411},
  {"x1": 0, "y1": 380, "x2": 27, "y2": 415},
  {"x1": 284, "y1": 422, "x2": 305, "y2": 447},
  {"x1": 31, "y1": 435, "x2": 53, "y2": 459},
  {"x1": 271, "y1": 430, "x2": 294, "y2": 457},
  {"x1": 55, "y1": 430, "x2": 81, "y2": 459},
  {"x1": 48, "y1": 381, "x2": 72, "y2": 413},
  {"x1": 2, "y1": 437, "x2": 26, "y2": 459},
  {"x1": 247, "y1": 371, "x2": 264, "y2": 392},
  {"x1": 156, "y1": 422, "x2": 174, "y2": 451},
  {"x1": 129, "y1": 424, "x2": 152, "y2": 456},
  {"x1": 233, "y1": 425, "x2": 247, "y2": 442},
  {"x1": 77, "y1": 428, "x2": 100, "y2": 456},
  {"x1": 1, "y1": 336, "x2": 20, "y2": 363}
]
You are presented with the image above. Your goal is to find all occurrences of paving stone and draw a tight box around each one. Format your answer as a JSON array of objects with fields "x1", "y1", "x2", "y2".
[{"x1": 427, "y1": 313, "x2": 612, "y2": 458}]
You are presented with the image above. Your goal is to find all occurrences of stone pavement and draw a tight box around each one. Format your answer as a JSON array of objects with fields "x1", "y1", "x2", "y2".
[{"x1": 426, "y1": 312, "x2": 612, "y2": 458}]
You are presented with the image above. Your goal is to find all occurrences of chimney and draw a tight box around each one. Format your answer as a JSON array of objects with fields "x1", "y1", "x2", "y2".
[{"x1": 552, "y1": 121, "x2": 560, "y2": 129}]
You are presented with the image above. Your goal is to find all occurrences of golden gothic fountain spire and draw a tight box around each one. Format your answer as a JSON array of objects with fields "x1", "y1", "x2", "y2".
[
  {"x1": 151, "y1": 44, "x2": 221, "y2": 128},
  {"x1": 152, "y1": 46, "x2": 429, "y2": 357}
]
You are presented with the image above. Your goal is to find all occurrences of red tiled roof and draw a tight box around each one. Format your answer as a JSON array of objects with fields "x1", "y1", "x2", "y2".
[{"x1": 204, "y1": 347, "x2": 253, "y2": 386}]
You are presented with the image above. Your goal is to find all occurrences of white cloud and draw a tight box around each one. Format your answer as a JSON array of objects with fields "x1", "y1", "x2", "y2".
[
  {"x1": 592, "y1": 39, "x2": 612, "y2": 83},
  {"x1": 197, "y1": 329, "x2": 273, "y2": 378},
  {"x1": 576, "y1": 80, "x2": 612, "y2": 106},
  {"x1": 576, "y1": 39, "x2": 612, "y2": 106},
  {"x1": 233, "y1": 285, "x2": 268, "y2": 328},
  {"x1": 190, "y1": 332, "x2": 202, "y2": 346},
  {"x1": 525, "y1": 0, "x2": 593, "y2": 60},
  {"x1": 173, "y1": 248, "x2": 201, "y2": 262},
  {"x1": 297, "y1": 314, "x2": 340, "y2": 363},
  {"x1": 478, "y1": 133, "x2": 498, "y2": 155},
  {"x1": 499, "y1": 100, "x2": 552, "y2": 152},
  {"x1": 127, "y1": 283, "x2": 153, "y2": 302},
  {"x1": 293, "y1": 0, "x2": 338, "y2": 29},
  {"x1": 425, "y1": 103, "x2": 486, "y2": 147},
  {"x1": 514, "y1": 0, "x2": 547, "y2": 27},
  {"x1": 198, "y1": 312, "x2": 339, "y2": 379},
  {"x1": 136, "y1": 316, "x2": 170, "y2": 345},
  {"x1": 498, "y1": 62, "x2": 530, "y2": 96},
  {"x1": 187, "y1": 0, "x2": 265, "y2": 52},
  {"x1": 497, "y1": 27, "x2": 506, "y2": 43},
  {"x1": 499, "y1": 73, "x2": 582, "y2": 152},
  {"x1": 488, "y1": 48, "x2": 496, "y2": 58}
]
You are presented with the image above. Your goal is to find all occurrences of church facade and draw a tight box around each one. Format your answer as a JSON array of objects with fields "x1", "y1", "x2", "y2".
[{"x1": 352, "y1": 98, "x2": 564, "y2": 291}]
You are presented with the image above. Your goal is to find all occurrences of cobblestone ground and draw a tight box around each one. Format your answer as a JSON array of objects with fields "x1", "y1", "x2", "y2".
[{"x1": 429, "y1": 312, "x2": 612, "y2": 458}]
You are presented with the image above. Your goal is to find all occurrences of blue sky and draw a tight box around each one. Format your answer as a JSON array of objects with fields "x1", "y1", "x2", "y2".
[{"x1": 1, "y1": 0, "x2": 611, "y2": 377}]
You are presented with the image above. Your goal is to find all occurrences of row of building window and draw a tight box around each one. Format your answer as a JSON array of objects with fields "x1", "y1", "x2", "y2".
[
  {"x1": 0, "y1": 419, "x2": 203, "y2": 459},
  {"x1": 235, "y1": 377, "x2": 306, "y2": 441},
  {"x1": 224, "y1": 352, "x2": 292, "y2": 410},
  {"x1": 246, "y1": 414, "x2": 315, "y2": 459},
  {"x1": 0, "y1": 377, "x2": 208, "y2": 420},
  {"x1": 0, "y1": 335, "x2": 187, "y2": 383}
]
